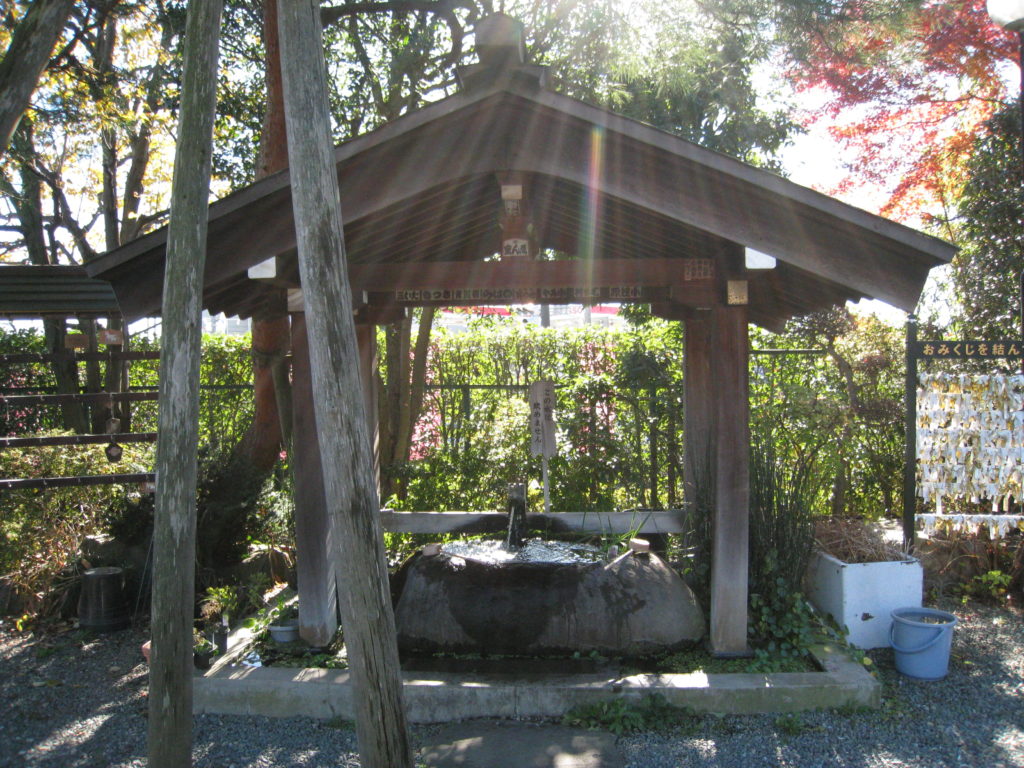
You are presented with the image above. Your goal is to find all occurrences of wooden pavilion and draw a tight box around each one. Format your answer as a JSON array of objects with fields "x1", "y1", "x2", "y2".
[{"x1": 83, "y1": 16, "x2": 954, "y2": 655}]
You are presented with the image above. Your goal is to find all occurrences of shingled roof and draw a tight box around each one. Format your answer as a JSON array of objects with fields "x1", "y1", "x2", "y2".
[
  {"x1": 0, "y1": 265, "x2": 121, "y2": 318},
  {"x1": 83, "y1": 34, "x2": 954, "y2": 329}
]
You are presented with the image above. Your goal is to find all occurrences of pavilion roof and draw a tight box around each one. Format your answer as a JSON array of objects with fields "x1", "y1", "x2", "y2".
[
  {"x1": 0, "y1": 265, "x2": 121, "y2": 318},
  {"x1": 83, "y1": 62, "x2": 955, "y2": 330}
]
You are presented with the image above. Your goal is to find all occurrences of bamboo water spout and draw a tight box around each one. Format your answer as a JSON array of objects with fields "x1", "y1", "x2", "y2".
[{"x1": 505, "y1": 483, "x2": 526, "y2": 550}]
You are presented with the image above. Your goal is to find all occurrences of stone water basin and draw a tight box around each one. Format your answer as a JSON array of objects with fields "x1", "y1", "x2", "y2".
[{"x1": 394, "y1": 538, "x2": 705, "y2": 657}]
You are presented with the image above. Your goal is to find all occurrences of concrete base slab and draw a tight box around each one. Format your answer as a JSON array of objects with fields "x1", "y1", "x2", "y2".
[
  {"x1": 194, "y1": 644, "x2": 880, "y2": 722},
  {"x1": 418, "y1": 722, "x2": 624, "y2": 768}
]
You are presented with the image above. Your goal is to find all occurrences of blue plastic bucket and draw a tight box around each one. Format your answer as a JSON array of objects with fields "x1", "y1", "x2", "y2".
[{"x1": 890, "y1": 607, "x2": 957, "y2": 680}]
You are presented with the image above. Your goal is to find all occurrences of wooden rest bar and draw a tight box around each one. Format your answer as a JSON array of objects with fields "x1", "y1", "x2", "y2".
[
  {"x1": 378, "y1": 509, "x2": 689, "y2": 535},
  {"x1": 0, "y1": 472, "x2": 154, "y2": 490}
]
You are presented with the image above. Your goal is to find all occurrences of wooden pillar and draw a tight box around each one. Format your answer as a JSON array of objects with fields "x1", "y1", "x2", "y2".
[
  {"x1": 148, "y1": 0, "x2": 222, "y2": 765},
  {"x1": 684, "y1": 305, "x2": 751, "y2": 656},
  {"x1": 356, "y1": 324, "x2": 380, "y2": 496},
  {"x1": 290, "y1": 312, "x2": 338, "y2": 646},
  {"x1": 709, "y1": 304, "x2": 750, "y2": 656}
]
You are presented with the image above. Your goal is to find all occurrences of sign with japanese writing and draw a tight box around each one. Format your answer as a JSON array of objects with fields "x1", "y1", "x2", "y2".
[
  {"x1": 97, "y1": 329, "x2": 124, "y2": 346},
  {"x1": 502, "y1": 238, "x2": 530, "y2": 259},
  {"x1": 529, "y1": 380, "x2": 556, "y2": 458},
  {"x1": 911, "y1": 340, "x2": 1024, "y2": 360},
  {"x1": 393, "y1": 286, "x2": 659, "y2": 303}
]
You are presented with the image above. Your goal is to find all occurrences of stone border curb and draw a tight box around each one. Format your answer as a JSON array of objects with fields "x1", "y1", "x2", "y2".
[{"x1": 194, "y1": 642, "x2": 879, "y2": 722}]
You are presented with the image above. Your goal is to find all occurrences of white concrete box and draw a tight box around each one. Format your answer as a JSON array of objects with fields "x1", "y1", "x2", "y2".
[{"x1": 805, "y1": 550, "x2": 923, "y2": 649}]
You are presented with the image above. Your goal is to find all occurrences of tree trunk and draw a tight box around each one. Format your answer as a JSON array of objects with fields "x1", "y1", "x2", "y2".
[
  {"x1": 277, "y1": 1, "x2": 412, "y2": 764},
  {"x1": 193, "y1": 0, "x2": 291, "y2": 570},
  {"x1": 380, "y1": 308, "x2": 434, "y2": 502},
  {"x1": 0, "y1": 0, "x2": 74, "y2": 153},
  {"x1": 103, "y1": 316, "x2": 130, "y2": 433},
  {"x1": 147, "y1": 1, "x2": 223, "y2": 766},
  {"x1": 42, "y1": 318, "x2": 87, "y2": 433},
  {"x1": 393, "y1": 307, "x2": 434, "y2": 499},
  {"x1": 7, "y1": 123, "x2": 88, "y2": 431},
  {"x1": 232, "y1": 0, "x2": 290, "y2": 473},
  {"x1": 233, "y1": 315, "x2": 290, "y2": 471},
  {"x1": 827, "y1": 337, "x2": 857, "y2": 517}
]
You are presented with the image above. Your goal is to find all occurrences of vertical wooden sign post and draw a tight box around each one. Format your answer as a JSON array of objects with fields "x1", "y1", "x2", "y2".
[
  {"x1": 529, "y1": 380, "x2": 556, "y2": 514},
  {"x1": 148, "y1": 1, "x2": 223, "y2": 766},
  {"x1": 277, "y1": 1, "x2": 412, "y2": 766}
]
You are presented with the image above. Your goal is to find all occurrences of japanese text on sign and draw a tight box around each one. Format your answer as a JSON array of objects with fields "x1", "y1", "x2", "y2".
[
  {"x1": 394, "y1": 286, "x2": 654, "y2": 302},
  {"x1": 911, "y1": 340, "x2": 1024, "y2": 360},
  {"x1": 529, "y1": 380, "x2": 556, "y2": 458}
]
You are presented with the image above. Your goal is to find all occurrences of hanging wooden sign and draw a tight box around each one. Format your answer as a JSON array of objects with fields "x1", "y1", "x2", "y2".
[
  {"x1": 98, "y1": 329, "x2": 124, "y2": 346},
  {"x1": 502, "y1": 238, "x2": 530, "y2": 259},
  {"x1": 394, "y1": 285, "x2": 657, "y2": 303}
]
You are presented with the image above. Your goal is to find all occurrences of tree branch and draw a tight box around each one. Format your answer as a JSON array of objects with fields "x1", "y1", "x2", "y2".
[
  {"x1": 322, "y1": 1, "x2": 466, "y2": 69},
  {"x1": 0, "y1": 0, "x2": 76, "y2": 154}
]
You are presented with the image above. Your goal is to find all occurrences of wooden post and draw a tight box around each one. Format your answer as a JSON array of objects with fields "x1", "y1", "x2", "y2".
[
  {"x1": 147, "y1": 1, "x2": 222, "y2": 765},
  {"x1": 290, "y1": 312, "x2": 339, "y2": 645},
  {"x1": 709, "y1": 304, "x2": 750, "y2": 656},
  {"x1": 277, "y1": 2, "x2": 412, "y2": 765},
  {"x1": 903, "y1": 315, "x2": 918, "y2": 553}
]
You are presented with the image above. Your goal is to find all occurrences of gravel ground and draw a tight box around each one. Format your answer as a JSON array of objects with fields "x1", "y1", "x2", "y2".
[{"x1": 0, "y1": 598, "x2": 1021, "y2": 768}]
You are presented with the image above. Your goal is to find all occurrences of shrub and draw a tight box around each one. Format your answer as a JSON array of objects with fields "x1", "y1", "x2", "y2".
[{"x1": 0, "y1": 438, "x2": 153, "y2": 615}]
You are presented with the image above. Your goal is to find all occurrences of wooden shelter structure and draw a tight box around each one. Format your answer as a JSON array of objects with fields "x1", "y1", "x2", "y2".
[{"x1": 82, "y1": 16, "x2": 954, "y2": 655}]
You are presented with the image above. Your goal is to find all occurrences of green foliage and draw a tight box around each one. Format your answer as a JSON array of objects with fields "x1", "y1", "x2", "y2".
[
  {"x1": 127, "y1": 333, "x2": 256, "y2": 450},
  {"x1": 747, "y1": 583, "x2": 819, "y2": 670},
  {"x1": 963, "y1": 570, "x2": 1012, "y2": 603},
  {"x1": 645, "y1": 646, "x2": 815, "y2": 675},
  {"x1": 0, "y1": 439, "x2": 152, "y2": 614},
  {"x1": 0, "y1": 327, "x2": 271, "y2": 613},
  {"x1": 563, "y1": 694, "x2": 693, "y2": 735},
  {"x1": 607, "y1": 0, "x2": 795, "y2": 167},
  {"x1": 751, "y1": 311, "x2": 906, "y2": 520},
  {"x1": 193, "y1": 630, "x2": 219, "y2": 656},
  {"x1": 744, "y1": 439, "x2": 822, "y2": 669},
  {"x1": 243, "y1": 592, "x2": 295, "y2": 637},
  {"x1": 947, "y1": 101, "x2": 1024, "y2": 342},
  {"x1": 200, "y1": 585, "x2": 241, "y2": 625},
  {"x1": 0, "y1": 328, "x2": 54, "y2": 435},
  {"x1": 748, "y1": 440, "x2": 818, "y2": 600},
  {"x1": 774, "y1": 713, "x2": 813, "y2": 738},
  {"x1": 392, "y1": 319, "x2": 686, "y2": 513}
]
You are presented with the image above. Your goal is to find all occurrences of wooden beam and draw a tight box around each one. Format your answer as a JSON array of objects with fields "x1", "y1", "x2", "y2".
[
  {"x1": 349, "y1": 257, "x2": 713, "y2": 292},
  {"x1": 0, "y1": 472, "x2": 153, "y2": 491},
  {"x1": 379, "y1": 510, "x2": 689, "y2": 535},
  {"x1": 0, "y1": 432, "x2": 156, "y2": 448},
  {"x1": 278, "y1": 0, "x2": 412, "y2": 763},
  {"x1": 290, "y1": 313, "x2": 339, "y2": 646},
  {"x1": 369, "y1": 288, "x2": 674, "y2": 308},
  {"x1": 0, "y1": 392, "x2": 157, "y2": 406},
  {"x1": 0, "y1": 351, "x2": 160, "y2": 363},
  {"x1": 148, "y1": 0, "x2": 223, "y2": 764},
  {"x1": 355, "y1": 303, "x2": 407, "y2": 325}
]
